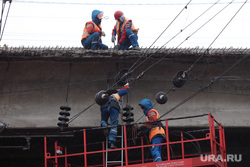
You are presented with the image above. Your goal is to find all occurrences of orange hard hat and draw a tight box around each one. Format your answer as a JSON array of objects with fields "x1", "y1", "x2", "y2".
[{"x1": 114, "y1": 11, "x2": 123, "y2": 20}]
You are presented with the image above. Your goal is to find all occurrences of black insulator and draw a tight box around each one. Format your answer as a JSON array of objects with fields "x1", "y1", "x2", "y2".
[
  {"x1": 127, "y1": 117, "x2": 134, "y2": 123},
  {"x1": 59, "y1": 110, "x2": 70, "y2": 116},
  {"x1": 60, "y1": 105, "x2": 71, "y2": 111},
  {"x1": 173, "y1": 71, "x2": 189, "y2": 88},
  {"x1": 115, "y1": 68, "x2": 132, "y2": 86},
  {"x1": 156, "y1": 92, "x2": 168, "y2": 104},
  {"x1": 123, "y1": 106, "x2": 134, "y2": 111},
  {"x1": 123, "y1": 111, "x2": 134, "y2": 117},
  {"x1": 95, "y1": 90, "x2": 109, "y2": 106},
  {"x1": 57, "y1": 122, "x2": 68, "y2": 128},
  {"x1": 58, "y1": 117, "x2": 69, "y2": 122},
  {"x1": 122, "y1": 116, "x2": 134, "y2": 123}
]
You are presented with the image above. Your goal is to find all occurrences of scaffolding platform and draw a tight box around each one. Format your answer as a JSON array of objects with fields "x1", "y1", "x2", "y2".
[{"x1": 44, "y1": 113, "x2": 227, "y2": 167}]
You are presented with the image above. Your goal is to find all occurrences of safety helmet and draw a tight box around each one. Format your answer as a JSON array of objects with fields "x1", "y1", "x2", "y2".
[{"x1": 114, "y1": 11, "x2": 123, "y2": 20}]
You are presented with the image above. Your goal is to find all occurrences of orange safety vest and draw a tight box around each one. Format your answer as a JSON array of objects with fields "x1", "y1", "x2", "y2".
[
  {"x1": 145, "y1": 109, "x2": 166, "y2": 142},
  {"x1": 81, "y1": 21, "x2": 102, "y2": 40},
  {"x1": 115, "y1": 17, "x2": 139, "y2": 44}
]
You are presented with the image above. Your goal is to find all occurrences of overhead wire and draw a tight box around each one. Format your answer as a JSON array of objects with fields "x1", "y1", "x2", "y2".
[
  {"x1": 112, "y1": 0, "x2": 225, "y2": 91},
  {"x1": 160, "y1": 50, "x2": 250, "y2": 119},
  {"x1": 0, "y1": 0, "x2": 12, "y2": 41},
  {"x1": 127, "y1": 0, "x2": 193, "y2": 73},
  {"x1": 135, "y1": 0, "x2": 246, "y2": 122},
  {"x1": 136, "y1": 0, "x2": 234, "y2": 76},
  {"x1": 70, "y1": 0, "x2": 248, "y2": 124},
  {"x1": 129, "y1": 0, "x2": 220, "y2": 74}
]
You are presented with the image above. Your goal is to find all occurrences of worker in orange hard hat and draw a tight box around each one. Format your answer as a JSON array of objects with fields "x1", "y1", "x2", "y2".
[
  {"x1": 81, "y1": 10, "x2": 108, "y2": 50},
  {"x1": 112, "y1": 11, "x2": 140, "y2": 50}
]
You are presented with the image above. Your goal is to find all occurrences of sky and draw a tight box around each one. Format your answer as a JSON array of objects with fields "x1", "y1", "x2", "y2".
[{"x1": 0, "y1": 0, "x2": 249, "y2": 48}]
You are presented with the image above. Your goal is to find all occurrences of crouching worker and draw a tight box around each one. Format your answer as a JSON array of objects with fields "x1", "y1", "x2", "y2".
[
  {"x1": 138, "y1": 99, "x2": 166, "y2": 162},
  {"x1": 81, "y1": 10, "x2": 108, "y2": 50},
  {"x1": 100, "y1": 83, "x2": 130, "y2": 149},
  {"x1": 112, "y1": 11, "x2": 139, "y2": 50}
]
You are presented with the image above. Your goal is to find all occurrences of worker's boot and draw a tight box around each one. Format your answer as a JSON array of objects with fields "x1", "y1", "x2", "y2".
[
  {"x1": 109, "y1": 142, "x2": 117, "y2": 149},
  {"x1": 132, "y1": 45, "x2": 140, "y2": 50},
  {"x1": 103, "y1": 125, "x2": 109, "y2": 137}
]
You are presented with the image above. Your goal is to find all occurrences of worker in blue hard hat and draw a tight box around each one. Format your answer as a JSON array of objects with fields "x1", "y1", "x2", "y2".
[
  {"x1": 111, "y1": 11, "x2": 140, "y2": 50},
  {"x1": 100, "y1": 83, "x2": 130, "y2": 149},
  {"x1": 81, "y1": 10, "x2": 108, "y2": 50},
  {"x1": 138, "y1": 98, "x2": 166, "y2": 162}
]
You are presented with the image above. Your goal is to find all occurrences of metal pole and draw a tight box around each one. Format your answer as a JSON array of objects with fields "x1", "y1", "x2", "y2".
[{"x1": 44, "y1": 137, "x2": 47, "y2": 167}]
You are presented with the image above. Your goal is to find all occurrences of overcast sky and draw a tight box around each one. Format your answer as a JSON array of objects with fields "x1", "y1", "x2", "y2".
[{"x1": 0, "y1": 0, "x2": 249, "y2": 48}]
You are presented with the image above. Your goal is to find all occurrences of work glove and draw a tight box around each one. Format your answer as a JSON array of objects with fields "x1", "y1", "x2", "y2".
[
  {"x1": 101, "y1": 31, "x2": 106, "y2": 37},
  {"x1": 124, "y1": 82, "x2": 129, "y2": 87},
  {"x1": 111, "y1": 34, "x2": 116, "y2": 42}
]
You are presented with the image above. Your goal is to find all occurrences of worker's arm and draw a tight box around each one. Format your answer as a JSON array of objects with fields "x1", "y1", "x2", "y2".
[
  {"x1": 86, "y1": 22, "x2": 101, "y2": 34},
  {"x1": 117, "y1": 84, "x2": 130, "y2": 97},
  {"x1": 112, "y1": 25, "x2": 117, "y2": 36}
]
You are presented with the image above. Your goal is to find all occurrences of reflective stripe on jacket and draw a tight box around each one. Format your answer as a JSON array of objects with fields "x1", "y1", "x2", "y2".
[
  {"x1": 145, "y1": 109, "x2": 166, "y2": 142},
  {"x1": 81, "y1": 21, "x2": 102, "y2": 40}
]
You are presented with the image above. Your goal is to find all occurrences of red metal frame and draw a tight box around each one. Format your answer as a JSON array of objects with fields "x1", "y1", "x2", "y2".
[{"x1": 44, "y1": 113, "x2": 227, "y2": 167}]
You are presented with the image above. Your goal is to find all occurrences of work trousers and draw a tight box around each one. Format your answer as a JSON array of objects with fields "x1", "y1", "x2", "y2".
[
  {"x1": 118, "y1": 29, "x2": 139, "y2": 50},
  {"x1": 151, "y1": 136, "x2": 164, "y2": 162},
  {"x1": 81, "y1": 32, "x2": 108, "y2": 50},
  {"x1": 101, "y1": 107, "x2": 119, "y2": 143}
]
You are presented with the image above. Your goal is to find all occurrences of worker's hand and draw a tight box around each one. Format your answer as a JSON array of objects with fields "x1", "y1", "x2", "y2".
[
  {"x1": 101, "y1": 31, "x2": 106, "y2": 37},
  {"x1": 111, "y1": 34, "x2": 116, "y2": 42},
  {"x1": 124, "y1": 82, "x2": 129, "y2": 86}
]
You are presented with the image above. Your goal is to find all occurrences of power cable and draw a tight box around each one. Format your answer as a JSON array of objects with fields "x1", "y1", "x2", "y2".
[
  {"x1": 128, "y1": 0, "x2": 193, "y2": 72},
  {"x1": 109, "y1": 0, "x2": 244, "y2": 123},
  {"x1": 108, "y1": 0, "x2": 193, "y2": 89},
  {"x1": 129, "y1": 0, "x2": 220, "y2": 74},
  {"x1": 68, "y1": 103, "x2": 96, "y2": 124},
  {"x1": 0, "y1": 0, "x2": 12, "y2": 41},
  {"x1": 112, "y1": 0, "x2": 227, "y2": 92},
  {"x1": 137, "y1": 0, "x2": 235, "y2": 76}
]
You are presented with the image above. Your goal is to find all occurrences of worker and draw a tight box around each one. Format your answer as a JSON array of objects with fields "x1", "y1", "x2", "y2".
[
  {"x1": 111, "y1": 11, "x2": 140, "y2": 50},
  {"x1": 100, "y1": 83, "x2": 130, "y2": 149},
  {"x1": 138, "y1": 99, "x2": 166, "y2": 162},
  {"x1": 81, "y1": 10, "x2": 108, "y2": 50}
]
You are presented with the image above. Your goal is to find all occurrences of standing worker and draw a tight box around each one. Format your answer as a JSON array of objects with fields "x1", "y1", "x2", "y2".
[
  {"x1": 138, "y1": 99, "x2": 166, "y2": 162},
  {"x1": 100, "y1": 83, "x2": 130, "y2": 149},
  {"x1": 81, "y1": 10, "x2": 108, "y2": 50},
  {"x1": 111, "y1": 11, "x2": 140, "y2": 50}
]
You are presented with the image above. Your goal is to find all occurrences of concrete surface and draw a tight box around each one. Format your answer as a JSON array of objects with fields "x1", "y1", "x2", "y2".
[{"x1": 0, "y1": 55, "x2": 249, "y2": 128}]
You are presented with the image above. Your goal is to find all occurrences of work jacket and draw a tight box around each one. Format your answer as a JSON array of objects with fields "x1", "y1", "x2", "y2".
[
  {"x1": 81, "y1": 21, "x2": 102, "y2": 40},
  {"x1": 145, "y1": 109, "x2": 166, "y2": 142},
  {"x1": 139, "y1": 99, "x2": 166, "y2": 142}
]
